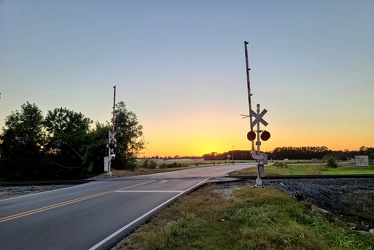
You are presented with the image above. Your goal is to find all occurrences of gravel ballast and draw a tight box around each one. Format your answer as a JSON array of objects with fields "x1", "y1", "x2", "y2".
[
  {"x1": 215, "y1": 177, "x2": 374, "y2": 231},
  {"x1": 0, "y1": 185, "x2": 74, "y2": 200}
]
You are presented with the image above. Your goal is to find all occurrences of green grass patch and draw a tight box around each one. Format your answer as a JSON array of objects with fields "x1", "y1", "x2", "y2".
[
  {"x1": 321, "y1": 165, "x2": 374, "y2": 175},
  {"x1": 115, "y1": 184, "x2": 374, "y2": 250},
  {"x1": 231, "y1": 163, "x2": 374, "y2": 176},
  {"x1": 230, "y1": 163, "x2": 325, "y2": 176}
]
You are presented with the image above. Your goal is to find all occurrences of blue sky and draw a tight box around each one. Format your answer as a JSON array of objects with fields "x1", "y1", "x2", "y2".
[{"x1": 1, "y1": 0, "x2": 373, "y2": 157}]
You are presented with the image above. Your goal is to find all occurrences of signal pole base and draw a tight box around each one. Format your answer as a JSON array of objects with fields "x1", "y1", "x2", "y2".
[{"x1": 255, "y1": 177, "x2": 263, "y2": 187}]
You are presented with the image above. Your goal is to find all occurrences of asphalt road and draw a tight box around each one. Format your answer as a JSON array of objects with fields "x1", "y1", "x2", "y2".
[{"x1": 0, "y1": 164, "x2": 254, "y2": 250}]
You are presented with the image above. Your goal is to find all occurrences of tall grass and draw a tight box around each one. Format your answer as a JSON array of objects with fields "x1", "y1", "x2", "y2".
[{"x1": 115, "y1": 184, "x2": 374, "y2": 250}]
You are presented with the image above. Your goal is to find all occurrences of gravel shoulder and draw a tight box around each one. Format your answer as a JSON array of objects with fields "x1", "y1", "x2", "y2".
[{"x1": 0, "y1": 185, "x2": 74, "y2": 200}]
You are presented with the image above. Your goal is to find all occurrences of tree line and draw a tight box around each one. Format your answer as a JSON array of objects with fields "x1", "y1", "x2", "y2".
[
  {"x1": 0, "y1": 102, "x2": 145, "y2": 181},
  {"x1": 203, "y1": 146, "x2": 374, "y2": 161}
]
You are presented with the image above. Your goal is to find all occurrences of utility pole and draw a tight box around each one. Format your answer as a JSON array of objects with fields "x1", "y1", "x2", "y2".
[
  {"x1": 104, "y1": 85, "x2": 117, "y2": 177},
  {"x1": 241, "y1": 41, "x2": 271, "y2": 187}
]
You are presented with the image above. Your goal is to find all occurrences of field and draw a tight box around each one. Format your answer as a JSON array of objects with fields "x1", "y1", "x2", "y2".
[
  {"x1": 111, "y1": 159, "x2": 254, "y2": 177},
  {"x1": 230, "y1": 162, "x2": 374, "y2": 176},
  {"x1": 110, "y1": 160, "x2": 374, "y2": 177}
]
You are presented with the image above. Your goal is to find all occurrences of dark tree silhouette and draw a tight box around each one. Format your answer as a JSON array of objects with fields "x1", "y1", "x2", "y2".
[{"x1": 0, "y1": 102, "x2": 45, "y2": 180}]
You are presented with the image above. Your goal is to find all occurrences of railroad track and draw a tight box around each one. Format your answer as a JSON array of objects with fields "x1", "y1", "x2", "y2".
[
  {"x1": 1, "y1": 174, "x2": 374, "y2": 187},
  {"x1": 233, "y1": 174, "x2": 374, "y2": 179}
]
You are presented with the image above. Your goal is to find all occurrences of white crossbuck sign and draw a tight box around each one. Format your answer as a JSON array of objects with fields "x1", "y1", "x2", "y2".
[
  {"x1": 109, "y1": 132, "x2": 117, "y2": 142},
  {"x1": 251, "y1": 109, "x2": 268, "y2": 127}
]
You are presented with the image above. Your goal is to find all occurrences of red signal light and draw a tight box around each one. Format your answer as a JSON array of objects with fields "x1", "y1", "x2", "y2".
[
  {"x1": 261, "y1": 131, "x2": 271, "y2": 141},
  {"x1": 247, "y1": 131, "x2": 256, "y2": 141}
]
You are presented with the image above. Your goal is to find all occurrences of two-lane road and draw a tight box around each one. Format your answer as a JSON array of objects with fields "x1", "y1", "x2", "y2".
[{"x1": 0, "y1": 164, "x2": 254, "y2": 249}]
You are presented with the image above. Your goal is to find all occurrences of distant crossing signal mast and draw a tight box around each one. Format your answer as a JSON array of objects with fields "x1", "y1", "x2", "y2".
[
  {"x1": 104, "y1": 85, "x2": 117, "y2": 177},
  {"x1": 241, "y1": 41, "x2": 271, "y2": 187}
]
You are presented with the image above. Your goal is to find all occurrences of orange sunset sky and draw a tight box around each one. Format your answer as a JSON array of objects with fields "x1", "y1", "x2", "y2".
[{"x1": 1, "y1": 1, "x2": 373, "y2": 157}]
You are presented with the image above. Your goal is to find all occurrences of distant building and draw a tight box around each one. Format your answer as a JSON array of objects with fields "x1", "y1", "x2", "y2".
[{"x1": 355, "y1": 156, "x2": 369, "y2": 166}]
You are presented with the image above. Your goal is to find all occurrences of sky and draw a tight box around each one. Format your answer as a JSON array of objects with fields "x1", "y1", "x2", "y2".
[{"x1": 0, "y1": 0, "x2": 373, "y2": 157}]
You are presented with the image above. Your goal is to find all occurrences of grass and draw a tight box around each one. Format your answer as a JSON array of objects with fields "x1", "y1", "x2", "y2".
[
  {"x1": 321, "y1": 165, "x2": 374, "y2": 175},
  {"x1": 230, "y1": 162, "x2": 374, "y2": 176},
  {"x1": 109, "y1": 160, "x2": 253, "y2": 177},
  {"x1": 107, "y1": 161, "x2": 374, "y2": 178},
  {"x1": 115, "y1": 184, "x2": 374, "y2": 250}
]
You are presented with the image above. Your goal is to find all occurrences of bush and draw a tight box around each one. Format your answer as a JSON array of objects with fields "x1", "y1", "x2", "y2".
[
  {"x1": 274, "y1": 162, "x2": 288, "y2": 168},
  {"x1": 324, "y1": 154, "x2": 339, "y2": 168},
  {"x1": 141, "y1": 159, "x2": 158, "y2": 169},
  {"x1": 159, "y1": 163, "x2": 168, "y2": 169},
  {"x1": 158, "y1": 162, "x2": 182, "y2": 169}
]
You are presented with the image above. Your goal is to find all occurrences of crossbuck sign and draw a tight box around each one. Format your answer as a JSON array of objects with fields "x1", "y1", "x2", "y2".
[
  {"x1": 251, "y1": 108, "x2": 268, "y2": 127},
  {"x1": 109, "y1": 132, "x2": 117, "y2": 143}
]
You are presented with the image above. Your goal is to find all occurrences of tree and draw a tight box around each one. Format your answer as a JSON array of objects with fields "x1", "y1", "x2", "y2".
[
  {"x1": 43, "y1": 107, "x2": 92, "y2": 178},
  {"x1": 111, "y1": 101, "x2": 145, "y2": 170},
  {"x1": 0, "y1": 102, "x2": 45, "y2": 180},
  {"x1": 81, "y1": 122, "x2": 111, "y2": 174},
  {"x1": 271, "y1": 146, "x2": 330, "y2": 160},
  {"x1": 0, "y1": 101, "x2": 145, "y2": 180}
]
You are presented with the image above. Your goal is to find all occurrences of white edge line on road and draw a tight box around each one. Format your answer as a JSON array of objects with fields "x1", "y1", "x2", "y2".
[
  {"x1": 115, "y1": 190, "x2": 183, "y2": 193},
  {"x1": 89, "y1": 177, "x2": 210, "y2": 250}
]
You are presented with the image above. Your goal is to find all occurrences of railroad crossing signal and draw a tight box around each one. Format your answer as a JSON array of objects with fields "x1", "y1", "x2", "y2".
[
  {"x1": 243, "y1": 106, "x2": 271, "y2": 142},
  {"x1": 104, "y1": 85, "x2": 117, "y2": 177},
  {"x1": 251, "y1": 109, "x2": 268, "y2": 127},
  {"x1": 109, "y1": 132, "x2": 117, "y2": 143},
  {"x1": 243, "y1": 41, "x2": 271, "y2": 187}
]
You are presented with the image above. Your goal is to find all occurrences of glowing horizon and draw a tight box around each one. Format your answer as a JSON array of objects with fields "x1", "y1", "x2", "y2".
[{"x1": 1, "y1": 1, "x2": 373, "y2": 158}]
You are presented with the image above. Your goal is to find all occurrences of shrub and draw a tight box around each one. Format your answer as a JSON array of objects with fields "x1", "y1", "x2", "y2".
[
  {"x1": 159, "y1": 163, "x2": 168, "y2": 169},
  {"x1": 323, "y1": 154, "x2": 339, "y2": 168},
  {"x1": 141, "y1": 159, "x2": 158, "y2": 169},
  {"x1": 158, "y1": 162, "x2": 182, "y2": 169},
  {"x1": 274, "y1": 162, "x2": 288, "y2": 168}
]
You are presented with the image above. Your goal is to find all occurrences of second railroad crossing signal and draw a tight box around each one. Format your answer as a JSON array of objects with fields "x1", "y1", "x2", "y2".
[{"x1": 109, "y1": 132, "x2": 117, "y2": 143}]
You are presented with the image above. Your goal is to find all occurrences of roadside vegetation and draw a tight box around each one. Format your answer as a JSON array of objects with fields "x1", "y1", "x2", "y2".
[
  {"x1": 0, "y1": 102, "x2": 145, "y2": 181},
  {"x1": 202, "y1": 146, "x2": 374, "y2": 163},
  {"x1": 107, "y1": 159, "x2": 374, "y2": 178},
  {"x1": 115, "y1": 183, "x2": 374, "y2": 250},
  {"x1": 109, "y1": 159, "x2": 254, "y2": 177},
  {"x1": 230, "y1": 162, "x2": 374, "y2": 176}
]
